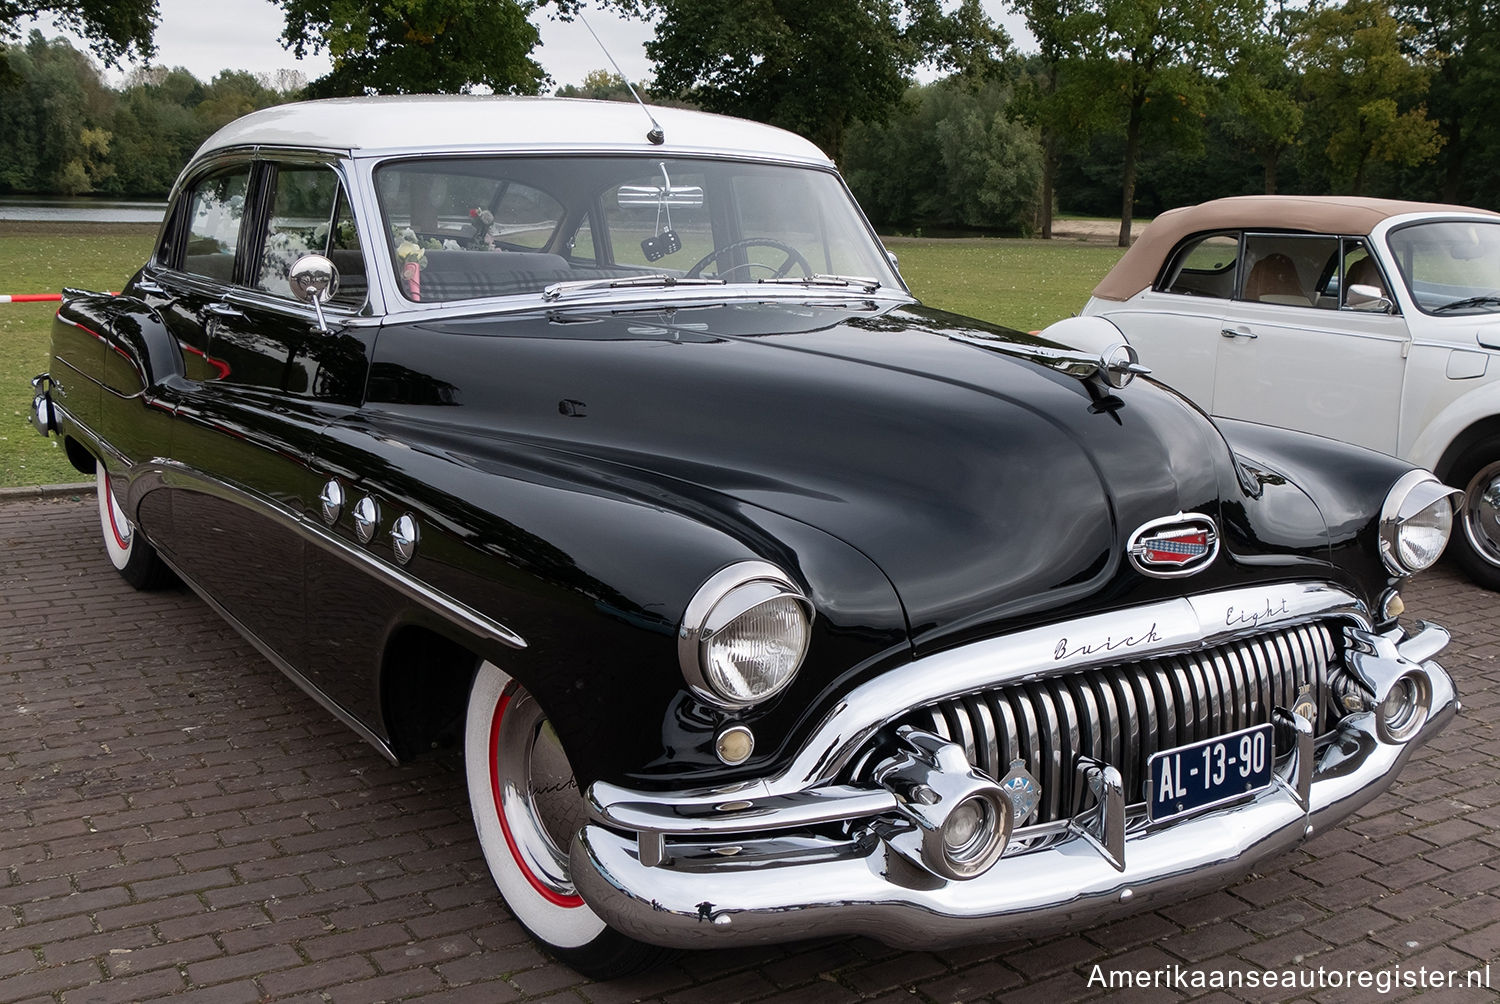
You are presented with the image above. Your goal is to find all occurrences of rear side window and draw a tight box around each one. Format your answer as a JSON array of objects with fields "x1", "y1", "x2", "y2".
[
  {"x1": 1159, "y1": 233, "x2": 1239, "y2": 298},
  {"x1": 180, "y1": 167, "x2": 252, "y2": 282}
]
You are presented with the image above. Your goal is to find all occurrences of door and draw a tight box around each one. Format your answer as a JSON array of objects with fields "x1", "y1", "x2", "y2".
[
  {"x1": 136, "y1": 159, "x2": 374, "y2": 676},
  {"x1": 1095, "y1": 231, "x2": 1237, "y2": 409},
  {"x1": 1212, "y1": 234, "x2": 1408, "y2": 454}
]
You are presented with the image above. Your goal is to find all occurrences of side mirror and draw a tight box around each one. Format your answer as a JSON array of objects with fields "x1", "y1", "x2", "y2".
[
  {"x1": 1346, "y1": 283, "x2": 1393, "y2": 314},
  {"x1": 289, "y1": 254, "x2": 341, "y2": 331}
]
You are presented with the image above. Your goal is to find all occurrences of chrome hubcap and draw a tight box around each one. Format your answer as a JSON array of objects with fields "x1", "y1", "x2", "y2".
[
  {"x1": 492, "y1": 688, "x2": 585, "y2": 897},
  {"x1": 1462, "y1": 463, "x2": 1500, "y2": 567}
]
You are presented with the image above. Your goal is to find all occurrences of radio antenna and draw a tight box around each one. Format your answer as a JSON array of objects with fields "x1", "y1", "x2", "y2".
[{"x1": 578, "y1": 12, "x2": 665, "y2": 145}]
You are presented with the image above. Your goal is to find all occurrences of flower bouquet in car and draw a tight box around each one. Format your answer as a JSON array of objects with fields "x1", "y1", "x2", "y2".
[
  {"x1": 469, "y1": 207, "x2": 497, "y2": 249},
  {"x1": 395, "y1": 227, "x2": 427, "y2": 300}
]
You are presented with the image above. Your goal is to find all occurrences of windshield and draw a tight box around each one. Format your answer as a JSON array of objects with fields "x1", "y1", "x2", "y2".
[
  {"x1": 1386, "y1": 219, "x2": 1500, "y2": 315},
  {"x1": 373, "y1": 155, "x2": 899, "y2": 303}
]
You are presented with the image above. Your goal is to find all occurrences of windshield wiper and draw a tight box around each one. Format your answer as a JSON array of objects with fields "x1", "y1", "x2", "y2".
[
  {"x1": 757, "y1": 274, "x2": 882, "y2": 293},
  {"x1": 1433, "y1": 293, "x2": 1500, "y2": 313},
  {"x1": 542, "y1": 274, "x2": 725, "y2": 302}
]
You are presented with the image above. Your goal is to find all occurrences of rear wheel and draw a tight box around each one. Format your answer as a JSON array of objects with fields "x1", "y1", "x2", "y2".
[
  {"x1": 96, "y1": 467, "x2": 175, "y2": 590},
  {"x1": 463, "y1": 661, "x2": 671, "y2": 978},
  {"x1": 1450, "y1": 445, "x2": 1500, "y2": 591}
]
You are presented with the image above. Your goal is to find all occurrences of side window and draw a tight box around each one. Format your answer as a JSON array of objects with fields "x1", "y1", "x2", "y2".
[
  {"x1": 1240, "y1": 234, "x2": 1340, "y2": 308},
  {"x1": 1341, "y1": 239, "x2": 1390, "y2": 305},
  {"x1": 181, "y1": 167, "x2": 252, "y2": 283},
  {"x1": 1160, "y1": 233, "x2": 1239, "y2": 298},
  {"x1": 491, "y1": 182, "x2": 563, "y2": 251},
  {"x1": 255, "y1": 164, "x2": 366, "y2": 307}
]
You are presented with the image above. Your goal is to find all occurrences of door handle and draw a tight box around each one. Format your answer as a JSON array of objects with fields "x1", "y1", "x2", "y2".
[
  {"x1": 133, "y1": 279, "x2": 167, "y2": 296},
  {"x1": 205, "y1": 302, "x2": 245, "y2": 320},
  {"x1": 1220, "y1": 326, "x2": 1258, "y2": 340}
]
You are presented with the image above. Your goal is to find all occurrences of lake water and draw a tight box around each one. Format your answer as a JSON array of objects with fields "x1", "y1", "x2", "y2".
[{"x1": 0, "y1": 196, "x2": 166, "y2": 224}]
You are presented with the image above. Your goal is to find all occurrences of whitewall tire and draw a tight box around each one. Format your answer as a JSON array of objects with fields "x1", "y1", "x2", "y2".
[
  {"x1": 463, "y1": 660, "x2": 669, "y2": 977},
  {"x1": 95, "y1": 467, "x2": 174, "y2": 590}
]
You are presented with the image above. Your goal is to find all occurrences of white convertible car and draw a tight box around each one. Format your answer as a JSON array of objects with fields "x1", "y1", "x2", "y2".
[{"x1": 1082, "y1": 196, "x2": 1500, "y2": 589}]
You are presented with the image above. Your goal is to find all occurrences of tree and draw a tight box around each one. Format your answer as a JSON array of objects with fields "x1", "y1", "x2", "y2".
[
  {"x1": 276, "y1": 0, "x2": 549, "y2": 97},
  {"x1": 845, "y1": 79, "x2": 1043, "y2": 234},
  {"x1": 0, "y1": 0, "x2": 156, "y2": 74},
  {"x1": 555, "y1": 69, "x2": 636, "y2": 101},
  {"x1": 1218, "y1": 2, "x2": 1304, "y2": 194},
  {"x1": 0, "y1": 31, "x2": 114, "y2": 193},
  {"x1": 1076, "y1": 0, "x2": 1260, "y2": 246},
  {"x1": 1398, "y1": 0, "x2": 1500, "y2": 204},
  {"x1": 1295, "y1": 0, "x2": 1442, "y2": 194},
  {"x1": 1006, "y1": 2, "x2": 1108, "y2": 237},
  {"x1": 606, "y1": 0, "x2": 1006, "y2": 162}
]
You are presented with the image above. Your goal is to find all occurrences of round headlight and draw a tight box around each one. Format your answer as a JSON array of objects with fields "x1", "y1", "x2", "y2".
[
  {"x1": 1380, "y1": 471, "x2": 1462, "y2": 576},
  {"x1": 679, "y1": 562, "x2": 813, "y2": 708}
]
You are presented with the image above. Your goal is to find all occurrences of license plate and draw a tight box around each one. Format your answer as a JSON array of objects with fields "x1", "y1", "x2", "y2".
[{"x1": 1147, "y1": 723, "x2": 1274, "y2": 823}]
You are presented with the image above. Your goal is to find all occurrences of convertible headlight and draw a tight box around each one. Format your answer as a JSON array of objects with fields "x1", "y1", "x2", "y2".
[
  {"x1": 1379, "y1": 470, "x2": 1463, "y2": 576},
  {"x1": 679, "y1": 561, "x2": 813, "y2": 708}
]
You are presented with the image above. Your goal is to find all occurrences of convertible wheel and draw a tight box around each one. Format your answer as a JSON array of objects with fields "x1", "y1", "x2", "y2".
[
  {"x1": 1451, "y1": 446, "x2": 1500, "y2": 590},
  {"x1": 96, "y1": 467, "x2": 175, "y2": 590},
  {"x1": 464, "y1": 661, "x2": 672, "y2": 978}
]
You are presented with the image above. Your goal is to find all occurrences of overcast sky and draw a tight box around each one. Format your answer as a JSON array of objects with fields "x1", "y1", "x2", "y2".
[{"x1": 19, "y1": 0, "x2": 1034, "y2": 91}]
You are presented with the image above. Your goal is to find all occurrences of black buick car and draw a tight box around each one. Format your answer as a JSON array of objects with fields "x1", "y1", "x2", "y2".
[{"x1": 30, "y1": 95, "x2": 1460, "y2": 978}]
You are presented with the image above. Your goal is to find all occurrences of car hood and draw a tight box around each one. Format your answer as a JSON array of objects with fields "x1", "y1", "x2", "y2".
[{"x1": 369, "y1": 300, "x2": 1332, "y2": 652}]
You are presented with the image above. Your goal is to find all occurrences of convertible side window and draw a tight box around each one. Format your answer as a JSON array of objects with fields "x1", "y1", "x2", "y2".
[
  {"x1": 255, "y1": 165, "x2": 366, "y2": 307},
  {"x1": 1239, "y1": 234, "x2": 1339, "y2": 308},
  {"x1": 1340, "y1": 239, "x2": 1390, "y2": 306},
  {"x1": 181, "y1": 166, "x2": 252, "y2": 283},
  {"x1": 1160, "y1": 233, "x2": 1239, "y2": 298}
]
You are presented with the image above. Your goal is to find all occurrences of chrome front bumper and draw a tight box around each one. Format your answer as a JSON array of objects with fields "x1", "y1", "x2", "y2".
[{"x1": 572, "y1": 595, "x2": 1456, "y2": 950}]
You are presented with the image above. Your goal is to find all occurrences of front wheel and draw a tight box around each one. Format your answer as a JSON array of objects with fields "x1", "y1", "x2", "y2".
[
  {"x1": 96, "y1": 467, "x2": 175, "y2": 590},
  {"x1": 1450, "y1": 446, "x2": 1500, "y2": 590},
  {"x1": 463, "y1": 661, "x2": 672, "y2": 978}
]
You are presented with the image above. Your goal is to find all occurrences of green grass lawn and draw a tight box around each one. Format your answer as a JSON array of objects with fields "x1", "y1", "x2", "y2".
[
  {"x1": 887, "y1": 237, "x2": 1128, "y2": 332},
  {"x1": 0, "y1": 224, "x2": 1125, "y2": 488},
  {"x1": 1, "y1": 222, "x2": 157, "y2": 487}
]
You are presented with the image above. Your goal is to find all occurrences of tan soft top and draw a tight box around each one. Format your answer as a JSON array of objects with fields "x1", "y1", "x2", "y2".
[{"x1": 1092, "y1": 195, "x2": 1500, "y2": 302}]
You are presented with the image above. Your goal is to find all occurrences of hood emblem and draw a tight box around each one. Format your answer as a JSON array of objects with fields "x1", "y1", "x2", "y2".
[{"x1": 1127, "y1": 512, "x2": 1219, "y2": 578}]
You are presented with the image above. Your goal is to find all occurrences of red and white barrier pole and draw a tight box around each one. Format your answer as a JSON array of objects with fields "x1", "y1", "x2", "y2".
[{"x1": 0, "y1": 292, "x2": 118, "y2": 303}]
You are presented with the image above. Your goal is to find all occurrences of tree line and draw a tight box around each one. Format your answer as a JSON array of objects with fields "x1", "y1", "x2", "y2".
[
  {"x1": 2, "y1": 0, "x2": 1496, "y2": 245},
  {"x1": 0, "y1": 33, "x2": 303, "y2": 197}
]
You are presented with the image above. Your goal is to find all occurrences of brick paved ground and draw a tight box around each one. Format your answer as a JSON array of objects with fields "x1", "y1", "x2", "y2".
[{"x1": 3, "y1": 494, "x2": 1498, "y2": 1003}]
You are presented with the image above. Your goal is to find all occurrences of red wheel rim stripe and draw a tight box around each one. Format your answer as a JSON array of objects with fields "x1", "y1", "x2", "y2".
[
  {"x1": 103, "y1": 473, "x2": 130, "y2": 551},
  {"x1": 488, "y1": 692, "x2": 586, "y2": 909}
]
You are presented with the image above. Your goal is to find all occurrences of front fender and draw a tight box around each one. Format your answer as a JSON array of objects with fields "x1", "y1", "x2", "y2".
[
  {"x1": 1403, "y1": 364, "x2": 1500, "y2": 476},
  {"x1": 320, "y1": 409, "x2": 911, "y2": 789},
  {"x1": 1214, "y1": 418, "x2": 1417, "y2": 600}
]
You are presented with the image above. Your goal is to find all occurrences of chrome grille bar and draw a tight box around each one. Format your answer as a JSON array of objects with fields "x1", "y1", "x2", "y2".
[{"x1": 905, "y1": 620, "x2": 1340, "y2": 823}]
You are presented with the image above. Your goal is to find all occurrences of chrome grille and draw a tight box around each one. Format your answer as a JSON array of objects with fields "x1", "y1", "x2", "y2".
[{"x1": 901, "y1": 620, "x2": 1342, "y2": 824}]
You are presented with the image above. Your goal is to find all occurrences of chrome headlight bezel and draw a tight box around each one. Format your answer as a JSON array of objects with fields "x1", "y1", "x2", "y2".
[
  {"x1": 1379, "y1": 470, "x2": 1463, "y2": 576},
  {"x1": 678, "y1": 561, "x2": 813, "y2": 709}
]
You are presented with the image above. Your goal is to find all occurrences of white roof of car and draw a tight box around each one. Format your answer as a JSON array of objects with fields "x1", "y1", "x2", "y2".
[{"x1": 194, "y1": 95, "x2": 833, "y2": 166}]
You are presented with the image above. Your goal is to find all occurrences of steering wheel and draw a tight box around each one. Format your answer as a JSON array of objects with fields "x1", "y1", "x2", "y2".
[{"x1": 685, "y1": 238, "x2": 812, "y2": 280}]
